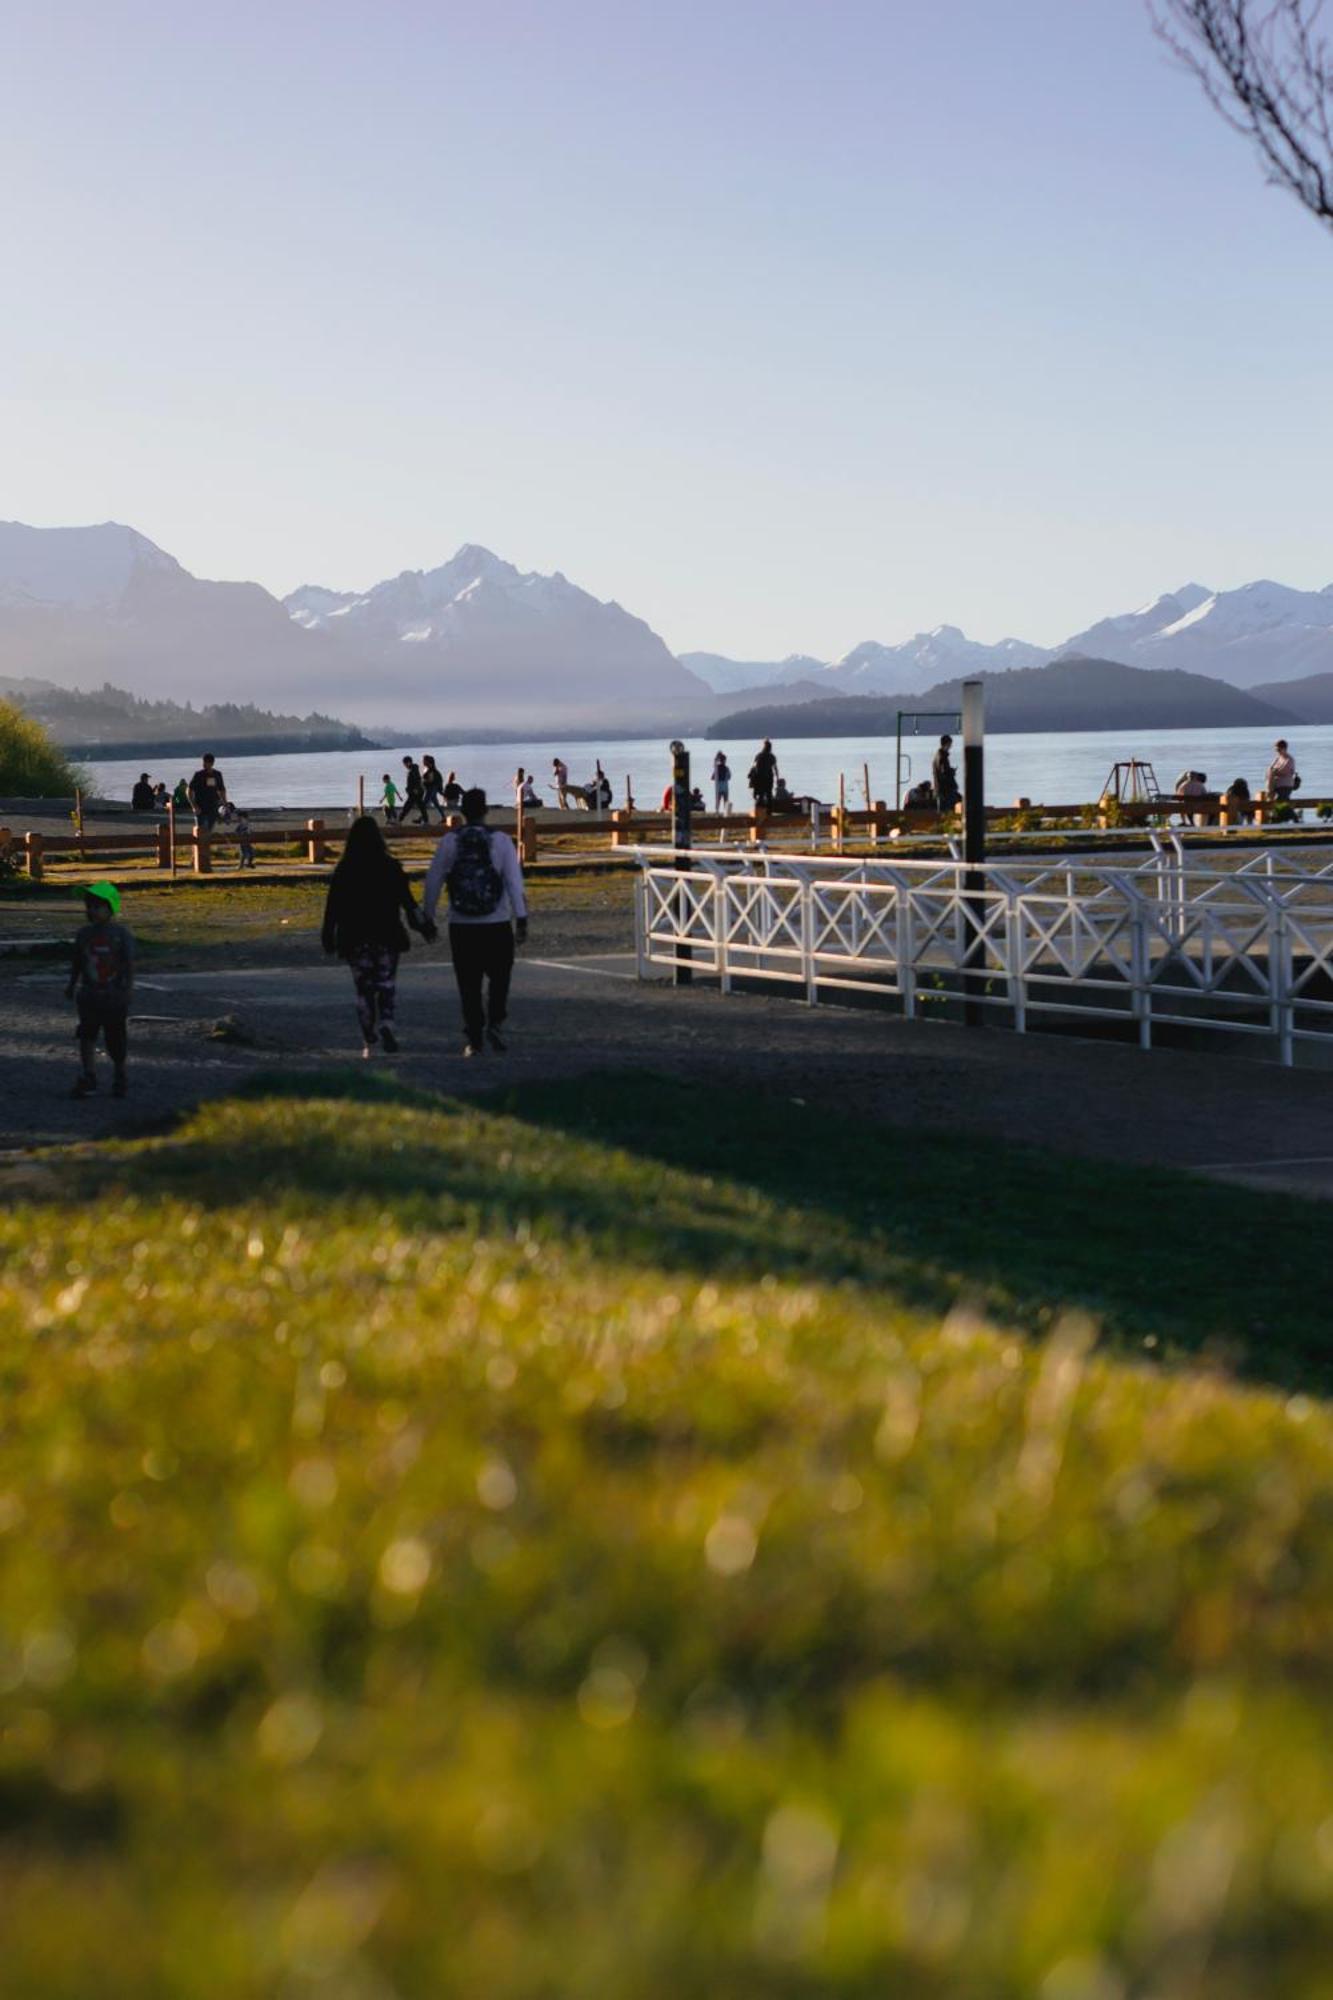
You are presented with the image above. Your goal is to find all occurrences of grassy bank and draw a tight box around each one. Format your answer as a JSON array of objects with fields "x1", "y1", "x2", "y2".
[{"x1": 0, "y1": 1074, "x2": 1329, "y2": 1996}]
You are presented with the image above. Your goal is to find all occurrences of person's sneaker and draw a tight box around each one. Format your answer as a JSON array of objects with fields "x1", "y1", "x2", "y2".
[
  {"x1": 111, "y1": 1070, "x2": 127, "y2": 1099},
  {"x1": 463, "y1": 1041, "x2": 484, "y2": 1058},
  {"x1": 71, "y1": 1074, "x2": 96, "y2": 1099},
  {"x1": 379, "y1": 1024, "x2": 399, "y2": 1054},
  {"x1": 486, "y1": 1027, "x2": 508, "y2": 1052},
  {"x1": 361, "y1": 1042, "x2": 375, "y2": 1060}
]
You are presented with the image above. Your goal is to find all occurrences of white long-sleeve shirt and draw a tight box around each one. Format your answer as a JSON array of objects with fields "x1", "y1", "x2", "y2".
[
  {"x1": 1266, "y1": 752, "x2": 1297, "y2": 792},
  {"x1": 423, "y1": 826, "x2": 528, "y2": 927}
]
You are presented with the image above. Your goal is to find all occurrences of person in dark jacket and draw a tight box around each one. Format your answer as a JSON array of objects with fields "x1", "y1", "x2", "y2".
[
  {"x1": 748, "y1": 739, "x2": 778, "y2": 812},
  {"x1": 321, "y1": 816, "x2": 432, "y2": 1055},
  {"x1": 932, "y1": 735, "x2": 961, "y2": 812},
  {"x1": 401, "y1": 756, "x2": 429, "y2": 826},
  {"x1": 131, "y1": 773, "x2": 156, "y2": 811}
]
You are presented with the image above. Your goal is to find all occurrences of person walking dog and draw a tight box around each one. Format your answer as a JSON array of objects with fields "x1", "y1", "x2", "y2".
[{"x1": 423, "y1": 787, "x2": 528, "y2": 1057}]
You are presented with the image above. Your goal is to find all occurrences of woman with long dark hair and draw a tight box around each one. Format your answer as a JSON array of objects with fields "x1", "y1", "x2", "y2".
[{"x1": 321, "y1": 815, "x2": 431, "y2": 1055}]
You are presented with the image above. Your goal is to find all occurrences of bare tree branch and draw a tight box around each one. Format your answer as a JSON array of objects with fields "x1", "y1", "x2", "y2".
[{"x1": 1150, "y1": 1, "x2": 1333, "y2": 229}]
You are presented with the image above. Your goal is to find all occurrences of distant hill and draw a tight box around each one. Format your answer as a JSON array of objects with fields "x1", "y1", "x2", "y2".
[
  {"x1": 0, "y1": 676, "x2": 372, "y2": 757},
  {"x1": 1257, "y1": 672, "x2": 1333, "y2": 724},
  {"x1": 707, "y1": 655, "x2": 1292, "y2": 740}
]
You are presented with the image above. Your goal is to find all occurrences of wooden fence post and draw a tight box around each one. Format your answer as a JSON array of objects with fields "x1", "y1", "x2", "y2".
[
  {"x1": 24, "y1": 831, "x2": 43, "y2": 881},
  {"x1": 156, "y1": 821, "x2": 172, "y2": 871},
  {"x1": 519, "y1": 816, "x2": 538, "y2": 866},
  {"x1": 193, "y1": 827, "x2": 212, "y2": 875},
  {"x1": 306, "y1": 817, "x2": 327, "y2": 865}
]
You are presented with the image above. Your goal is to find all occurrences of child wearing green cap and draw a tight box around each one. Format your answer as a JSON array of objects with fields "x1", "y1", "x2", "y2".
[{"x1": 66, "y1": 882, "x2": 134, "y2": 1099}]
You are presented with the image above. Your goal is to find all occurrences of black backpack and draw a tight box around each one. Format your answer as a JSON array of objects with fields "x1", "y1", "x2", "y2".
[{"x1": 447, "y1": 825, "x2": 504, "y2": 917}]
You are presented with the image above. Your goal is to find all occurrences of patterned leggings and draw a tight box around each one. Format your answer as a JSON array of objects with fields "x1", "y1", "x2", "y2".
[{"x1": 349, "y1": 945, "x2": 399, "y2": 1042}]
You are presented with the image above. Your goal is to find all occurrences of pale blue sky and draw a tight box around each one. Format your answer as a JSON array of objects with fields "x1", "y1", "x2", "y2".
[{"x1": 3, "y1": 0, "x2": 1331, "y2": 657}]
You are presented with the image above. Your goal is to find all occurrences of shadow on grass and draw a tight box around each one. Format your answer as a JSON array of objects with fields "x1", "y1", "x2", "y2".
[{"x1": 52, "y1": 1065, "x2": 1329, "y2": 1394}]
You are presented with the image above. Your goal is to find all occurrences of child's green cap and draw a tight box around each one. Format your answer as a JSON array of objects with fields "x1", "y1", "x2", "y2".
[{"x1": 85, "y1": 880, "x2": 122, "y2": 916}]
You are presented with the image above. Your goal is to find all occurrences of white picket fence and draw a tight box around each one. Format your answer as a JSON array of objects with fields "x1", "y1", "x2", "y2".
[{"x1": 633, "y1": 838, "x2": 1333, "y2": 1065}]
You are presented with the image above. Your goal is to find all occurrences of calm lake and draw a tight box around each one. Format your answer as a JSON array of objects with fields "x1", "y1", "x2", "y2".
[{"x1": 85, "y1": 724, "x2": 1333, "y2": 813}]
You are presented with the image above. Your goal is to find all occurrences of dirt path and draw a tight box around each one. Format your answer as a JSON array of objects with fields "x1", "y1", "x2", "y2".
[{"x1": 6, "y1": 912, "x2": 1333, "y2": 1200}]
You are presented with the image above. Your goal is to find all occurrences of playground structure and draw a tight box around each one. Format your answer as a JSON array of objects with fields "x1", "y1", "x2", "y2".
[{"x1": 634, "y1": 836, "x2": 1333, "y2": 1067}]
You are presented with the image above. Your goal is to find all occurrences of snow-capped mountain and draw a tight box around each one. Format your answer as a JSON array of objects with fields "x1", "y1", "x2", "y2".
[
  {"x1": 684, "y1": 627, "x2": 1050, "y2": 697},
  {"x1": 830, "y1": 627, "x2": 1050, "y2": 694},
  {"x1": 1122, "y1": 580, "x2": 1333, "y2": 688},
  {"x1": 0, "y1": 524, "x2": 707, "y2": 727},
  {"x1": 688, "y1": 583, "x2": 1333, "y2": 697},
  {"x1": 282, "y1": 544, "x2": 708, "y2": 723}
]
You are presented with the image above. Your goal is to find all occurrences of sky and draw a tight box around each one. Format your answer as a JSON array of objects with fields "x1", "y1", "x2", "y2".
[{"x1": 2, "y1": 0, "x2": 1332, "y2": 660}]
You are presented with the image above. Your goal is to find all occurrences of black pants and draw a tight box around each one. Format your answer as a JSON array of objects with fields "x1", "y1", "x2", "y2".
[
  {"x1": 77, "y1": 998, "x2": 128, "y2": 1069},
  {"x1": 449, "y1": 923, "x2": 515, "y2": 1045}
]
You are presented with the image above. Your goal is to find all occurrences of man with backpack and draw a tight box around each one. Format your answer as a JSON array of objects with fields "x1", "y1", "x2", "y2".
[{"x1": 422, "y1": 787, "x2": 528, "y2": 1057}]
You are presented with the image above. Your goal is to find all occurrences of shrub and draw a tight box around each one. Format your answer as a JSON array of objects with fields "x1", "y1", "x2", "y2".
[{"x1": 0, "y1": 699, "x2": 84, "y2": 797}]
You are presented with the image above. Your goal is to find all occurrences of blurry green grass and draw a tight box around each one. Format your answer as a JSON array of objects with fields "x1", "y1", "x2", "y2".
[{"x1": 0, "y1": 1075, "x2": 1330, "y2": 1998}]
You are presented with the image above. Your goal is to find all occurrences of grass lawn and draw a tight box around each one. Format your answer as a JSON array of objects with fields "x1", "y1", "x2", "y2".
[
  {"x1": 0, "y1": 1071, "x2": 1330, "y2": 1997},
  {"x1": 0, "y1": 871, "x2": 634, "y2": 970}
]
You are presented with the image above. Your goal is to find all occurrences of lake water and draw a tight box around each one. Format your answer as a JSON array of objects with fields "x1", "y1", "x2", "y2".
[{"x1": 84, "y1": 724, "x2": 1333, "y2": 813}]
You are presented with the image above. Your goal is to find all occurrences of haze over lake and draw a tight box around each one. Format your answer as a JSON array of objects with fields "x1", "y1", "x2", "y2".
[{"x1": 86, "y1": 724, "x2": 1333, "y2": 814}]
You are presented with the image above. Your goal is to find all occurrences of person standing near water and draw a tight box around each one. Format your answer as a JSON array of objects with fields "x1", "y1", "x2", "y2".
[
  {"x1": 1266, "y1": 739, "x2": 1300, "y2": 801},
  {"x1": 321, "y1": 816, "x2": 429, "y2": 1058},
  {"x1": 552, "y1": 756, "x2": 571, "y2": 808},
  {"x1": 402, "y1": 756, "x2": 428, "y2": 826},
  {"x1": 422, "y1": 755, "x2": 446, "y2": 820},
  {"x1": 712, "y1": 750, "x2": 731, "y2": 813},
  {"x1": 932, "y1": 735, "x2": 961, "y2": 812},
  {"x1": 748, "y1": 739, "x2": 777, "y2": 812},
  {"x1": 189, "y1": 752, "x2": 227, "y2": 830},
  {"x1": 423, "y1": 787, "x2": 528, "y2": 1058},
  {"x1": 67, "y1": 881, "x2": 134, "y2": 1099}
]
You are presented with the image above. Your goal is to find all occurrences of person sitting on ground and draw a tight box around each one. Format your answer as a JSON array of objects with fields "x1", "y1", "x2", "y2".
[
  {"x1": 517, "y1": 771, "x2": 542, "y2": 810},
  {"x1": 772, "y1": 776, "x2": 796, "y2": 813},
  {"x1": 932, "y1": 735, "x2": 961, "y2": 812},
  {"x1": 172, "y1": 778, "x2": 190, "y2": 810},
  {"x1": 321, "y1": 815, "x2": 429, "y2": 1058},
  {"x1": 1223, "y1": 776, "x2": 1252, "y2": 823},
  {"x1": 152, "y1": 781, "x2": 168, "y2": 811},
  {"x1": 380, "y1": 772, "x2": 400, "y2": 823},
  {"x1": 689, "y1": 786, "x2": 706, "y2": 813},
  {"x1": 905, "y1": 779, "x2": 937, "y2": 811},
  {"x1": 1266, "y1": 739, "x2": 1299, "y2": 801},
  {"x1": 422, "y1": 787, "x2": 528, "y2": 1059},
  {"x1": 189, "y1": 752, "x2": 227, "y2": 830},
  {"x1": 66, "y1": 880, "x2": 133, "y2": 1100},
  {"x1": 131, "y1": 773, "x2": 155, "y2": 811}
]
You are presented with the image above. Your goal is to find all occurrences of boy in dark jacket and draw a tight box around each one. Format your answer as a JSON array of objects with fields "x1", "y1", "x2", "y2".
[{"x1": 67, "y1": 881, "x2": 134, "y2": 1098}]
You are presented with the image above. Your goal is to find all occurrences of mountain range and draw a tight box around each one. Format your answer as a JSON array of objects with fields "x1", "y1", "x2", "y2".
[
  {"x1": 4, "y1": 520, "x2": 1333, "y2": 732},
  {"x1": 683, "y1": 581, "x2": 1333, "y2": 697}
]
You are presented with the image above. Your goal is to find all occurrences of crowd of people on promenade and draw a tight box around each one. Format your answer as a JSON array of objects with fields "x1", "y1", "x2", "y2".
[
  {"x1": 69, "y1": 786, "x2": 529, "y2": 1100},
  {"x1": 378, "y1": 753, "x2": 617, "y2": 824}
]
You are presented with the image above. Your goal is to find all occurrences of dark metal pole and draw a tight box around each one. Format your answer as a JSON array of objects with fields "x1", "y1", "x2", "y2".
[
  {"x1": 962, "y1": 680, "x2": 986, "y2": 1027},
  {"x1": 671, "y1": 739, "x2": 692, "y2": 986}
]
